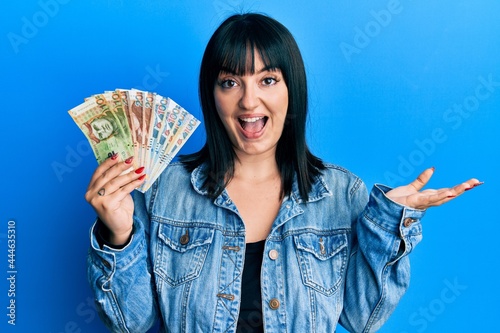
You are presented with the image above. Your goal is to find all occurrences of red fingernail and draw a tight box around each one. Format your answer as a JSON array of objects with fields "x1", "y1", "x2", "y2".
[
  {"x1": 125, "y1": 157, "x2": 133, "y2": 164},
  {"x1": 431, "y1": 166, "x2": 435, "y2": 171},
  {"x1": 111, "y1": 153, "x2": 118, "y2": 160},
  {"x1": 135, "y1": 166, "x2": 145, "y2": 174},
  {"x1": 464, "y1": 182, "x2": 483, "y2": 191},
  {"x1": 447, "y1": 195, "x2": 456, "y2": 198},
  {"x1": 138, "y1": 174, "x2": 146, "y2": 181}
]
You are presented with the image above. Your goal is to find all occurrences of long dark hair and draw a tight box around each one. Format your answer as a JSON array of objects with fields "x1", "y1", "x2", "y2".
[{"x1": 181, "y1": 13, "x2": 325, "y2": 201}]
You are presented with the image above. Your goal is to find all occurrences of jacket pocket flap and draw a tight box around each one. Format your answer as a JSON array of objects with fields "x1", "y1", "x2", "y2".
[
  {"x1": 158, "y1": 223, "x2": 214, "y2": 253},
  {"x1": 294, "y1": 232, "x2": 347, "y2": 260}
]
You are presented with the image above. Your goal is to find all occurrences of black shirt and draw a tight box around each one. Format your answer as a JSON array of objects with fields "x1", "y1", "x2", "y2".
[{"x1": 236, "y1": 240, "x2": 266, "y2": 333}]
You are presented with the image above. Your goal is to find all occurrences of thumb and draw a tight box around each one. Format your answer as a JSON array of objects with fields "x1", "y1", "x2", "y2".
[{"x1": 410, "y1": 167, "x2": 435, "y2": 191}]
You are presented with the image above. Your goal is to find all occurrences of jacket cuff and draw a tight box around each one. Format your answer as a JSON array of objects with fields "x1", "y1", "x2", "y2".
[
  {"x1": 88, "y1": 218, "x2": 145, "y2": 276},
  {"x1": 94, "y1": 218, "x2": 133, "y2": 250},
  {"x1": 365, "y1": 184, "x2": 425, "y2": 238}
]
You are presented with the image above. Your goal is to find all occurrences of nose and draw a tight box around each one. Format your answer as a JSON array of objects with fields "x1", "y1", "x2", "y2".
[{"x1": 238, "y1": 83, "x2": 259, "y2": 110}]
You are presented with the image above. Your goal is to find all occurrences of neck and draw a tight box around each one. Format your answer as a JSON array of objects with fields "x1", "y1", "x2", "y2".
[{"x1": 232, "y1": 149, "x2": 280, "y2": 183}]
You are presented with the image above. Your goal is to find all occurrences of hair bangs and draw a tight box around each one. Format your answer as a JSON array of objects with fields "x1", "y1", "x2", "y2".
[{"x1": 215, "y1": 24, "x2": 284, "y2": 77}]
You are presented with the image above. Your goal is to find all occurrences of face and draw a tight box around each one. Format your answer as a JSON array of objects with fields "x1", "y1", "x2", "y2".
[
  {"x1": 214, "y1": 54, "x2": 288, "y2": 159},
  {"x1": 91, "y1": 118, "x2": 114, "y2": 140}
]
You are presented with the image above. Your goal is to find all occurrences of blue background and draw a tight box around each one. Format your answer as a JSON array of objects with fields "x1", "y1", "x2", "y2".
[{"x1": 1, "y1": 0, "x2": 498, "y2": 332}]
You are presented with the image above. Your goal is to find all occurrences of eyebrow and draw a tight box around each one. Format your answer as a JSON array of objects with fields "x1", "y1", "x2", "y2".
[{"x1": 219, "y1": 65, "x2": 279, "y2": 76}]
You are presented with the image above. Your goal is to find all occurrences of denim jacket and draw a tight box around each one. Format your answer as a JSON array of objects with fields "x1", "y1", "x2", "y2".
[{"x1": 88, "y1": 162, "x2": 424, "y2": 333}]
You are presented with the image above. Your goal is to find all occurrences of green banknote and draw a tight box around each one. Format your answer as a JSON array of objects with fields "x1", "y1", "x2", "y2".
[{"x1": 68, "y1": 96, "x2": 133, "y2": 164}]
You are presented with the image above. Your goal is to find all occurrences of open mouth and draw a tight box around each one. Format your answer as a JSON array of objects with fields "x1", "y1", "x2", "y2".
[{"x1": 238, "y1": 116, "x2": 268, "y2": 134}]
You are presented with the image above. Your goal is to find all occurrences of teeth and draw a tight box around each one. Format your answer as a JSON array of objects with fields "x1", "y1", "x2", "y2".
[{"x1": 239, "y1": 116, "x2": 264, "y2": 123}]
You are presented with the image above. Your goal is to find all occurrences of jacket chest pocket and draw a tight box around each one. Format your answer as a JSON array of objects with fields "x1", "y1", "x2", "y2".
[
  {"x1": 155, "y1": 223, "x2": 214, "y2": 287},
  {"x1": 294, "y1": 232, "x2": 348, "y2": 296}
]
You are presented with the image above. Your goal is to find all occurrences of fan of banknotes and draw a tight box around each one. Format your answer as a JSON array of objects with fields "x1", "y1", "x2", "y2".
[{"x1": 68, "y1": 89, "x2": 200, "y2": 193}]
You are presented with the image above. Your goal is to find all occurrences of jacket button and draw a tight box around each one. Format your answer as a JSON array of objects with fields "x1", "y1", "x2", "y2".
[
  {"x1": 403, "y1": 217, "x2": 415, "y2": 227},
  {"x1": 268, "y1": 249, "x2": 279, "y2": 260},
  {"x1": 101, "y1": 259, "x2": 111, "y2": 269},
  {"x1": 180, "y1": 230, "x2": 190, "y2": 245},
  {"x1": 269, "y1": 298, "x2": 280, "y2": 310}
]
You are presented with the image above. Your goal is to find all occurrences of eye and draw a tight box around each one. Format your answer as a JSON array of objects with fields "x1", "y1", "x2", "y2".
[
  {"x1": 219, "y1": 79, "x2": 238, "y2": 89},
  {"x1": 262, "y1": 77, "x2": 278, "y2": 86}
]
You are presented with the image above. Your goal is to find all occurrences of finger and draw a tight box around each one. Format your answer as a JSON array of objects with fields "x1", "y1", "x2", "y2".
[
  {"x1": 409, "y1": 167, "x2": 435, "y2": 192},
  {"x1": 421, "y1": 179, "x2": 480, "y2": 197},
  {"x1": 87, "y1": 153, "x2": 121, "y2": 190},
  {"x1": 88, "y1": 157, "x2": 135, "y2": 193},
  {"x1": 448, "y1": 178, "x2": 483, "y2": 196},
  {"x1": 425, "y1": 195, "x2": 456, "y2": 207},
  {"x1": 103, "y1": 165, "x2": 146, "y2": 197},
  {"x1": 429, "y1": 189, "x2": 456, "y2": 205},
  {"x1": 464, "y1": 178, "x2": 483, "y2": 191},
  {"x1": 107, "y1": 173, "x2": 147, "y2": 201},
  {"x1": 87, "y1": 170, "x2": 146, "y2": 211},
  {"x1": 422, "y1": 188, "x2": 453, "y2": 197},
  {"x1": 418, "y1": 179, "x2": 483, "y2": 208},
  {"x1": 85, "y1": 158, "x2": 138, "y2": 204},
  {"x1": 406, "y1": 190, "x2": 451, "y2": 209},
  {"x1": 93, "y1": 173, "x2": 147, "y2": 212}
]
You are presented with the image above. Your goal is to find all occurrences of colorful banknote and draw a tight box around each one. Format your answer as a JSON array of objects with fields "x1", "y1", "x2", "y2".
[{"x1": 68, "y1": 89, "x2": 200, "y2": 192}]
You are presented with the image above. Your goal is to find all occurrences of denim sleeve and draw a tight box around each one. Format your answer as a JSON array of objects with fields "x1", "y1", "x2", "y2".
[
  {"x1": 340, "y1": 183, "x2": 425, "y2": 333},
  {"x1": 87, "y1": 191, "x2": 158, "y2": 332}
]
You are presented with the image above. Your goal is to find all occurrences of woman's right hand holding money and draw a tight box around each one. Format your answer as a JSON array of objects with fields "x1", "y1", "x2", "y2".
[{"x1": 85, "y1": 154, "x2": 146, "y2": 246}]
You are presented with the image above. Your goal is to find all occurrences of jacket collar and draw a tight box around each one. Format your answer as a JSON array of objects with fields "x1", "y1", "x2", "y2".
[{"x1": 191, "y1": 163, "x2": 332, "y2": 204}]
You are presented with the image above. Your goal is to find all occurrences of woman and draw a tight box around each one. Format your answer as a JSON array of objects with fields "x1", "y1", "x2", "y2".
[{"x1": 85, "y1": 13, "x2": 481, "y2": 332}]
